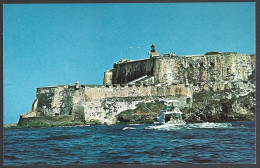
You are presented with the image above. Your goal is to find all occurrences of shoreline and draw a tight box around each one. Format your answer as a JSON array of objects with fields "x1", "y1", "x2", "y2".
[{"x1": 4, "y1": 117, "x2": 255, "y2": 129}]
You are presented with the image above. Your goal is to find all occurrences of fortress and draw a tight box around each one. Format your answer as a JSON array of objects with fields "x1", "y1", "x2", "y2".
[
  {"x1": 106, "y1": 45, "x2": 255, "y2": 86},
  {"x1": 18, "y1": 45, "x2": 255, "y2": 126}
]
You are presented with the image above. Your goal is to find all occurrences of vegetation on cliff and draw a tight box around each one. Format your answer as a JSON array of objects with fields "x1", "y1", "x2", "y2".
[
  {"x1": 116, "y1": 101, "x2": 165, "y2": 123},
  {"x1": 116, "y1": 89, "x2": 255, "y2": 124},
  {"x1": 181, "y1": 90, "x2": 255, "y2": 123}
]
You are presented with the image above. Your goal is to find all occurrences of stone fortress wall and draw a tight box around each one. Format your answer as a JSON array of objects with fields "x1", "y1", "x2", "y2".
[
  {"x1": 20, "y1": 45, "x2": 256, "y2": 125},
  {"x1": 112, "y1": 58, "x2": 155, "y2": 85},
  {"x1": 33, "y1": 83, "x2": 192, "y2": 120},
  {"x1": 31, "y1": 76, "x2": 247, "y2": 124},
  {"x1": 107, "y1": 51, "x2": 255, "y2": 86}
]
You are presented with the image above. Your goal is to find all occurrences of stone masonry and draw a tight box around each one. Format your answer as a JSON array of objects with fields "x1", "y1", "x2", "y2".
[{"x1": 19, "y1": 45, "x2": 255, "y2": 125}]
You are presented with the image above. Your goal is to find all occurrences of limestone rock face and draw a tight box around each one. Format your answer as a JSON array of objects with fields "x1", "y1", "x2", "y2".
[
  {"x1": 116, "y1": 101, "x2": 165, "y2": 123},
  {"x1": 183, "y1": 82, "x2": 255, "y2": 123}
]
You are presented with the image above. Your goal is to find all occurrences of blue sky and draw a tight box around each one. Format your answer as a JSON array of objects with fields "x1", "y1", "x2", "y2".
[{"x1": 3, "y1": 3, "x2": 255, "y2": 124}]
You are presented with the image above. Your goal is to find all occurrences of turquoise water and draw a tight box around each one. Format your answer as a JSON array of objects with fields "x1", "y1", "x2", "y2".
[{"x1": 4, "y1": 121, "x2": 255, "y2": 165}]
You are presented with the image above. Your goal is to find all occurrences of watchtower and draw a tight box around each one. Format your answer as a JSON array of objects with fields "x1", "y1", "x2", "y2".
[{"x1": 148, "y1": 44, "x2": 159, "y2": 58}]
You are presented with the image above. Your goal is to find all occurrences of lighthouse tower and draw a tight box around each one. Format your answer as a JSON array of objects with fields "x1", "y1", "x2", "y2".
[{"x1": 148, "y1": 44, "x2": 159, "y2": 58}]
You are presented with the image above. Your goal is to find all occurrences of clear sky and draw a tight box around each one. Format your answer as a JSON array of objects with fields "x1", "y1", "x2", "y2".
[{"x1": 3, "y1": 3, "x2": 255, "y2": 124}]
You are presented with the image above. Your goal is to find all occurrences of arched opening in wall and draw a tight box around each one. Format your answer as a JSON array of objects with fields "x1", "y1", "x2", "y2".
[
  {"x1": 200, "y1": 63, "x2": 204, "y2": 67},
  {"x1": 189, "y1": 63, "x2": 193, "y2": 68},
  {"x1": 210, "y1": 62, "x2": 214, "y2": 67},
  {"x1": 69, "y1": 108, "x2": 73, "y2": 115}
]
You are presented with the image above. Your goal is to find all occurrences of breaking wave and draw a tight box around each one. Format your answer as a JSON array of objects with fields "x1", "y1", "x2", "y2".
[
  {"x1": 122, "y1": 127, "x2": 136, "y2": 130},
  {"x1": 146, "y1": 122, "x2": 233, "y2": 131},
  {"x1": 185, "y1": 122, "x2": 233, "y2": 129}
]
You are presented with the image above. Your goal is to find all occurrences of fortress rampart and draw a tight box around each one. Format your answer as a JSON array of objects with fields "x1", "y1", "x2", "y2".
[
  {"x1": 19, "y1": 45, "x2": 256, "y2": 125},
  {"x1": 30, "y1": 84, "x2": 195, "y2": 124},
  {"x1": 112, "y1": 58, "x2": 155, "y2": 84},
  {"x1": 107, "y1": 52, "x2": 255, "y2": 86},
  {"x1": 33, "y1": 79, "x2": 238, "y2": 119},
  {"x1": 35, "y1": 84, "x2": 192, "y2": 113}
]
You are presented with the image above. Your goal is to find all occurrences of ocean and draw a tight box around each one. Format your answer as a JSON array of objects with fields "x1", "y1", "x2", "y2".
[{"x1": 4, "y1": 121, "x2": 255, "y2": 165}]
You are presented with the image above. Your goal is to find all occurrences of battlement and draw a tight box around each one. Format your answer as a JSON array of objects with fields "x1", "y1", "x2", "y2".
[{"x1": 84, "y1": 84, "x2": 192, "y2": 101}]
